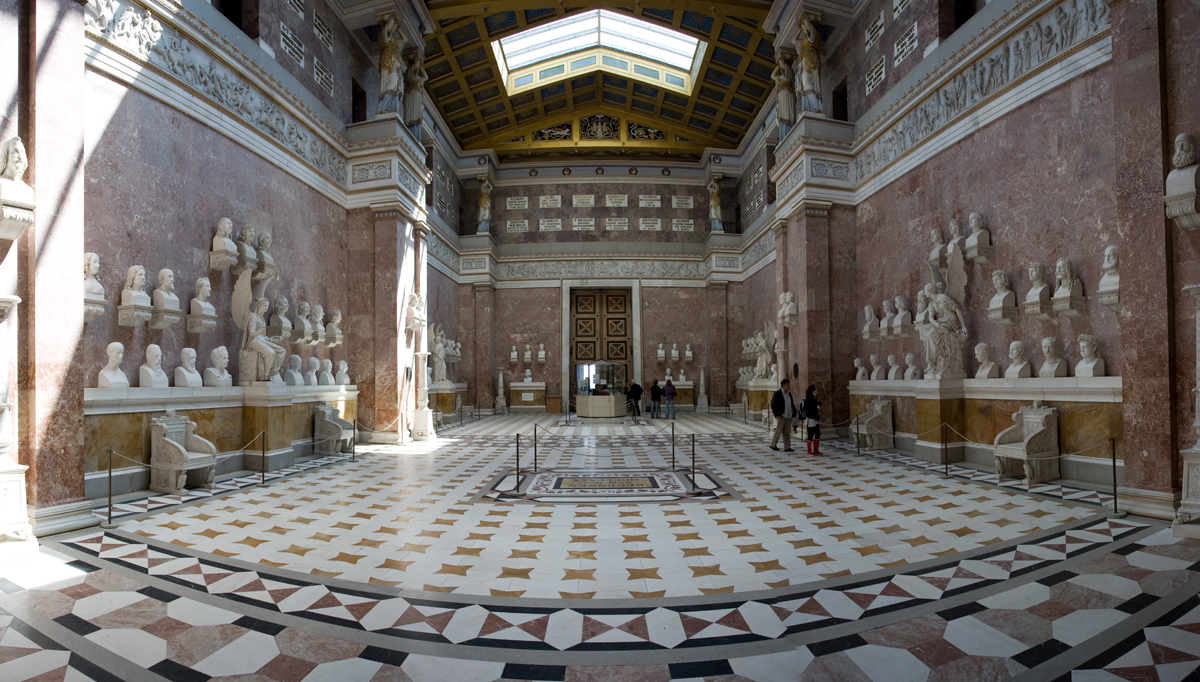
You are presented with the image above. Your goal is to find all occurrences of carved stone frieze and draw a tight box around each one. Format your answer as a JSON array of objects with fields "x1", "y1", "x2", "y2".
[
  {"x1": 494, "y1": 259, "x2": 706, "y2": 281},
  {"x1": 87, "y1": 0, "x2": 347, "y2": 186},
  {"x1": 854, "y1": 0, "x2": 1110, "y2": 184}
]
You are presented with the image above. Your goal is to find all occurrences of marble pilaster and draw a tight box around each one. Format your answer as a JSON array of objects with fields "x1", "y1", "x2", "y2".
[
  {"x1": 706, "y1": 283, "x2": 728, "y2": 407},
  {"x1": 473, "y1": 283, "x2": 495, "y2": 413},
  {"x1": 788, "y1": 202, "x2": 834, "y2": 411}
]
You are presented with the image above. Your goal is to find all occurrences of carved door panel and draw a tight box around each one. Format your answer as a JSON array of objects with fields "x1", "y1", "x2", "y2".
[{"x1": 570, "y1": 289, "x2": 631, "y2": 406}]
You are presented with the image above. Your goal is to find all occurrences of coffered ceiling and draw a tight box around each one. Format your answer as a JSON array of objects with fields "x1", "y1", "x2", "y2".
[{"x1": 419, "y1": 0, "x2": 776, "y2": 162}]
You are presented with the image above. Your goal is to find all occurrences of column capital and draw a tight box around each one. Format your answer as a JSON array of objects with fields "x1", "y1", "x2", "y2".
[
  {"x1": 474, "y1": 282, "x2": 495, "y2": 293},
  {"x1": 413, "y1": 220, "x2": 431, "y2": 238},
  {"x1": 369, "y1": 201, "x2": 406, "y2": 219},
  {"x1": 772, "y1": 217, "x2": 788, "y2": 236},
  {"x1": 798, "y1": 200, "x2": 832, "y2": 217}
]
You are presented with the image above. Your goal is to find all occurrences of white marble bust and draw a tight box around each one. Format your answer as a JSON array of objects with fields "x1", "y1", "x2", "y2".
[
  {"x1": 657, "y1": 343, "x2": 665, "y2": 361},
  {"x1": 84, "y1": 253, "x2": 105, "y2": 322},
  {"x1": 284, "y1": 354, "x2": 304, "y2": 386},
  {"x1": 139, "y1": 344, "x2": 170, "y2": 388},
  {"x1": 1098, "y1": 245, "x2": 1119, "y2": 311},
  {"x1": 928, "y1": 228, "x2": 947, "y2": 269},
  {"x1": 318, "y1": 359, "x2": 335, "y2": 385},
  {"x1": 964, "y1": 211, "x2": 992, "y2": 263},
  {"x1": 904, "y1": 353, "x2": 922, "y2": 380},
  {"x1": 1053, "y1": 258, "x2": 1083, "y2": 299},
  {"x1": 947, "y1": 218, "x2": 965, "y2": 252},
  {"x1": 269, "y1": 296, "x2": 292, "y2": 341},
  {"x1": 891, "y1": 296, "x2": 913, "y2": 336},
  {"x1": 98, "y1": 341, "x2": 129, "y2": 389},
  {"x1": 538, "y1": 343, "x2": 546, "y2": 362},
  {"x1": 234, "y1": 224, "x2": 258, "y2": 275},
  {"x1": 325, "y1": 309, "x2": 343, "y2": 347},
  {"x1": 293, "y1": 301, "x2": 314, "y2": 343},
  {"x1": 879, "y1": 299, "x2": 896, "y2": 334},
  {"x1": 1026, "y1": 262, "x2": 1050, "y2": 302},
  {"x1": 869, "y1": 353, "x2": 884, "y2": 380},
  {"x1": 914, "y1": 289, "x2": 931, "y2": 326},
  {"x1": 511, "y1": 345, "x2": 518, "y2": 363},
  {"x1": 1005, "y1": 341, "x2": 1032, "y2": 379},
  {"x1": 1039, "y1": 337, "x2": 1068, "y2": 377},
  {"x1": 190, "y1": 277, "x2": 215, "y2": 316},
  {"x1": 671, "y1": 344, "x2": 680, "y2": 361},
  {"x1": 336, "y1": 360, "x2": 351, "y2": 385},
  {"x1": 862, "y1": 304, "x2": 877, "y2": 340},
  {"x1": 0, "y1": 136, "x2": 33, "y2": 207},
  {"x1": 204, "y1": 346, "x2": 234, "y2": 387},
  {"x1": 974, "y1": 342, "x2": 1000, "y2": 379},
  {"x1": 886, "y1": 354, "x2": 901, "y2": 380},
  {"x1": 211, "y1": 217, "x2": 238, "y2": 270},
  {"x1": 122, "y1": 265, "x2": 151, "y2": 307},
  {"x1": 304, "y1": 356, "x2": 319, "y2": 386},
  {"x1": 150, "y1": 268, "x2": 182, "y2": 329},
  {"x1": 1166, "y1": 133, "x2": 1199, "y2": 230},
  {"x1": 685, "y1": 344, "x2": 693, "y2": 362},
  {"x1": 309, "y1": 304, "x2": 326, "y2": 345},
  {"x1": 524, "y1": 344, "x2": 532, "y2": 363},
  {"x1": 1076, "y1": 334, "x2": 1106, "y2": 377},
  {"x1": 988, "y1": 270, "x2": 1018, "y2": 324},
  {"x1": 854, "y1": 358, "x2": 867, "y2": 381},
  {"x1": 174, "y1": 348, "x2": 204, "y2": 387},
  {"x1": 255, "y1": 232, "x2": 275, "y2": 280},
  {"x1": 523, "y1": 368, "x2": 533, "y2": 382}
]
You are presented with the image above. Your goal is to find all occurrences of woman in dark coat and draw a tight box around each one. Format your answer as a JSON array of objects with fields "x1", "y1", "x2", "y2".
[{"x1": 802, "y1": 384, "x2": 822, "y2": 454}]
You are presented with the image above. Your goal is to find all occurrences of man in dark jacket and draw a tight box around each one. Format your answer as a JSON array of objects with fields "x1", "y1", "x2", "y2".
[
  {"x1": 627, "y1": 382, "x2": 643, "y2": 416},
  {"x1": 649, "y1": 380, "x2": 663, "y2": 419},
  {"x1": 769, "y1": 378, "x2": 798, "y2": 452}
]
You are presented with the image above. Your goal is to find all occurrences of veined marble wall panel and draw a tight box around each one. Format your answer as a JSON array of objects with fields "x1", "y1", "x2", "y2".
[
  {"x1": 84, "y1": 406, "x2": 245, "y2": 472},
  {"x1": 494, "y1": 288, "x2": 563, "y2": 397},
  {"x1": 852, "y1": 67, "x2": 1118, "y2": 380},
  {"x1": 725, "y1": 281, "x2": 746, "y2": 403},
  {"x1": 640, "y1": 288, "x2": 708, "y2": 383},
  {"x1": 830, "y1": 204, "x2": 860, "y2": 417},
  {"x1": 427, "y1": 267, "x2": 460, "y2": 383},
  {"x1": 456, "y1": 283, "x2": 478, "y2": 405},
  {"x1": 1166, "y1": 0, "x2": 1200, "y2": 487},
  {"x1": 84, "y1": 73, "x2": 352, "y2": 388},
  {"x1": 742, "y1": 262, "x2": 776, "y2": 357},
  {"x1": 488, "y1": 182, "x2": 708, "y2": 244}
]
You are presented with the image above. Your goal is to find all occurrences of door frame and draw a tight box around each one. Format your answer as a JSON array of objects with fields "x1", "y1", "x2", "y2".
[{"x1": 560, "y1": 279, "x2": 642, "y2": 412}]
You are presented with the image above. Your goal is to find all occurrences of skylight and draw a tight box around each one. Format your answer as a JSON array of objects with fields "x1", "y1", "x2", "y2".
[{"x1": 496, "y1": 10, "x2": 701, "y2": 72}]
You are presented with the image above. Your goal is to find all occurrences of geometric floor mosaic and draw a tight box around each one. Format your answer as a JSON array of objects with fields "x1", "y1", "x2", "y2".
[{"x1": 2, "y1": 415, "x2": 1197, "y2": 682}]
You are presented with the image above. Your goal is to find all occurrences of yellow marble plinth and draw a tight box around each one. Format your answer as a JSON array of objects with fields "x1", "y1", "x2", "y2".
[
  {"x1": 748, "y1": 390, "x2": 771, "y2": 412},
  {"x1": 675, "y1": 388, "x2": 694, "y2": 405},
  {"x1": 85, "y1": 407, "x2": 246, "y2": 473},
  {"x1": 965, "y1": 398, "x2": 1123, "y2": 460},
  {"x1": 511, "y1": 387, "x2": 547, "y2": 407},
  {"x1": 434, "y1": 391, "x2": 457, "y2": 414},
  {"x1": 916, "y1": 398, "x2": 965, "y2": 444}
]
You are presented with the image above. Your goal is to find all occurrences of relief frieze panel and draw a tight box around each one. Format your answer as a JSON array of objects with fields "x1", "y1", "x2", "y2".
[{"x1": 87, "y1": 0, "x2": 353, "y2": 186}]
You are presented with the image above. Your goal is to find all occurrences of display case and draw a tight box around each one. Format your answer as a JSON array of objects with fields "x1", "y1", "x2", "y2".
[{"x1": 575, "y1": 361, "x2": 627, "y2": 417}]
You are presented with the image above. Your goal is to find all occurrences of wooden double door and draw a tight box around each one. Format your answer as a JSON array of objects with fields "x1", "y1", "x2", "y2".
[{"x1": 570, "y1": 289, "x2": 632, "y2": 404}]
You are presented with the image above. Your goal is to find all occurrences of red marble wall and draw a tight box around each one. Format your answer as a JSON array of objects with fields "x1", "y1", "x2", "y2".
[
  {"x1": 488, "y1": 182, "x2": 709, "y2": 244},
  {"x1": 743, "y1": 260, "x2": 777, "y2": 348},
  {"x1": 1166, "y1": 0, "x2": 1200, "y2": 471},
  {"x1": 425, "y1": 266, "x2": 459, "y2": 382},
  {"x1": 724, "y1": 281, "x2": 746, "y2": 402},
  {"x1": 83, "y1": 75, "x2": 352, "y2": 388},
  {"x1": 829, "y1": 204, "x2": 860, "y2": 423},
  {"x1": 455, "y1": 283, "x2": 477, "y2": 404},
  {"x1": 851, "y1": 67, "x2": 1119, "y2": 379},
  {"x1": 640, "y1": 287, "x2": 708, "y2": 384},
  {"x1": 493, "y1": 287, "x2": 562, "y2": 397}
]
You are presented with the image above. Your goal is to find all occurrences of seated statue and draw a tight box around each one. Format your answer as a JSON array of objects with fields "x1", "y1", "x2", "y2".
[{"x1": 149, "y1": 411, "x2": 217, "y2": 495}]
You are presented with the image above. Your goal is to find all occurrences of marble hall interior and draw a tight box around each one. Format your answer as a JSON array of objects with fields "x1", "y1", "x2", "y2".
[{"x1": 3, "y1": 0, "x2": 1200, "y2": 678}]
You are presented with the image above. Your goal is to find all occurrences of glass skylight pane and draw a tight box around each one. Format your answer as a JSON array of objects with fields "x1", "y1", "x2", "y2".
[{"x1": 498, "y1": 9, "x2": 699, "y2": 72}]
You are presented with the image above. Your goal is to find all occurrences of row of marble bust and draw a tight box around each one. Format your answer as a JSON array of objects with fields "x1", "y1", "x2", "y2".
[
  {"x1": 853, "y1": 334, "x2": 1106, "y2": 380},
  {"x1": 96, "y1": 341, "x2": 352, "y2": 388},
  {"x1": 265, "y1": 297, "x2": 344, "y2": 348},
  {"x1": 864, "y1": 248, "x2": 1120, "y2": 342},
  {"x1": 511, "y1": 344, "x2": 546, "y2": 364},
  {"x1": 84, "y1": 258, "x2": 218, "y2": 332},
  {"x1": 656, "y1": 344, "x2": 694, "y2": 363},
  {"x1": 987, "y1": 248, "x2": 1119, "y2": 323}
]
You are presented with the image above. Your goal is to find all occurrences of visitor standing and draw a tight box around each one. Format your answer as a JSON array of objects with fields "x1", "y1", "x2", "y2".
[
  {"x1": 663, "y1": 379, "x2": 677, "y2": 419},
  {"x1": 627, "y1": 381, "x2": 643, "y2": 416},
  {"x1": 769, "y1": 378, "x2": 797, "y2": 452},
  {"x1": 802, "y1": 384, "x2": 822, "y2": 454},
  {"x1": 649, "y1": 380, "x2": 662, "y2": 419}
]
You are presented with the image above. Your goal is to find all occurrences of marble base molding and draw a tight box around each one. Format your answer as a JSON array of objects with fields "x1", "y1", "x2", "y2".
[
  {"x1": 26, "y1": 500, "x2": 99, "y2": 537},
  {"x1": 1115, "y1": 485, "x2": 1181, "y2": 521},
  {"x1": 0, "y1": 452, "x2": 33, "y2": 542}
]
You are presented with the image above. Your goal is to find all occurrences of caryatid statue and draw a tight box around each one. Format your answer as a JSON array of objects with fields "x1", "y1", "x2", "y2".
[
  {"x1": 792, "y1": 14, "x2": 824, "y2": 114},
  {"x1": 376, "y1": 13, "x2": 404, "y2": 116},
  {"x1": 404, "y1": 53, "x2": 428, "y2": 126},
  {"x1": 477, "y1": 176, "x2": 493, "y2": 232},
  {"x1": 771, "y1": 54, "x2": 795, "y2": 126},
  {"x1": 708, "y1": 176, "x2": 723, "y2": 232}
]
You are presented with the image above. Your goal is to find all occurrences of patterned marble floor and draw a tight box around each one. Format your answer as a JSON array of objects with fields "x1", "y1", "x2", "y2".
[{"x1": 2, "y1": 414, "x2": 1198, "y2": 682}]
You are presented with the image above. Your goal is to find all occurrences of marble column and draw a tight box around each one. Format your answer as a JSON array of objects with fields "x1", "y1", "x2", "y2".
[
  {"x1": 773, "y1": 218, "x2": 791, "y2": 391},
  {"x1": 412, "y1": 351, "x2": 434, "y2": 440},
  {"x1": 473, "y1": 283, "x2": 495, "y2": 413},
  {"x1": 1111, "y1": 0, "x2": 1179, "y2": 518},
  {"x1": 706, "y1": 282, "x2": 728, "y2": 407},
  {"x1": 360, "y1": 204, "x2": 412, "y2": 443},
  {"x1": 788, "y1": 202, "x2": 834, "y2": 410},
  {"x1": 17, "y1": 0, "x2": 94, "y2": 536}
]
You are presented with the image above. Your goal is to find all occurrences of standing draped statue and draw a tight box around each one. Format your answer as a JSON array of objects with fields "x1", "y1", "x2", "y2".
[
  {"x1": 404, "y1": 54, "x2": 427, "y2": 126},
  {"x1": 377, "y1": 14, "x2": 403, "y2": 116},
  {"x1": 793, "y1": 15, "x2": 825, "y2": 115},
  {"x1": 771, "y1": 55, "x2": 795, "y2": 126}
]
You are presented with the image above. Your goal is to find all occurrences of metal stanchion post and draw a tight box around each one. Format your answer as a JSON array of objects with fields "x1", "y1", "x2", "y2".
[
  {"x1": 1108, "y1": 438, "x2": 1126, "y2": 518},
  {"x1": 855, "y1": 416, "x2": 860, "y2": 457},
  {"x1": 671, "y1": 422, "x2": 675, "y2": 466},
  {"x1": 942, "y1": 423, "x2": 949, "y2": 478},
  {"x1": 100, "y1": 449, "x2": 116, "y2": 529},
  {"x1": 260, "y1": 430, "x2": 270, "y2": 487},
  {"x1": 533, "y1": 427, "x2": 538, "y2": 473},
  {"x1": 691, "y1": 433, "x2": 696, "y2": 492}
]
